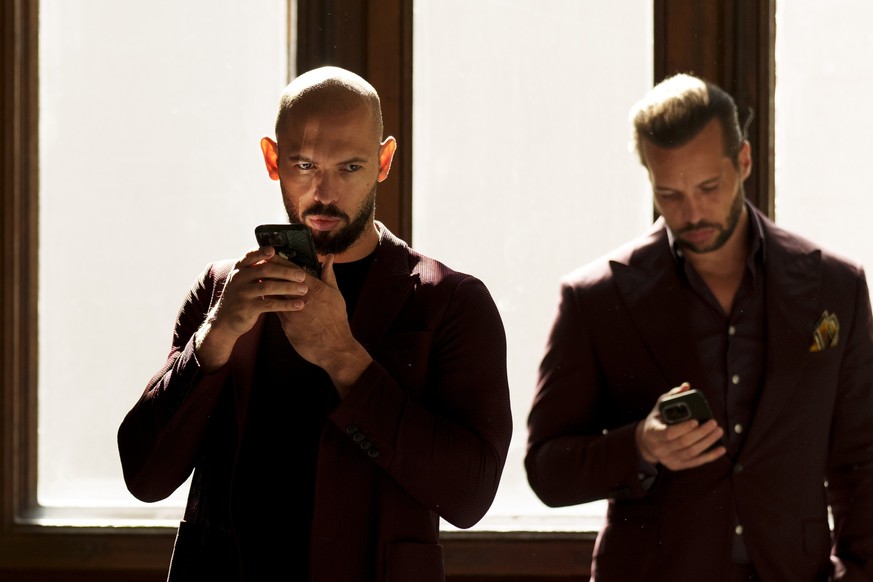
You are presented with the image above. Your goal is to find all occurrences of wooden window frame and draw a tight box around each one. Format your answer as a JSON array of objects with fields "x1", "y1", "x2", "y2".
[{"x1": 0, "y1": 1, "x2": 774, "y2": 579}]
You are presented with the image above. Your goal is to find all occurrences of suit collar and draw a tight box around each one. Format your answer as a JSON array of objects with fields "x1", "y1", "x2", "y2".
[
  {"x1": 610, "y1": 206, "x2": 824, "y2": 419},
  {"x1": 350, "y1": 222, "x2": 417, "y2": 350},
  {"x1": 611, "y1": 221, "x2": 710, "y2": 392},
  {"x1": 747, "y1": 210, "x2": 822, "y2": 445}
]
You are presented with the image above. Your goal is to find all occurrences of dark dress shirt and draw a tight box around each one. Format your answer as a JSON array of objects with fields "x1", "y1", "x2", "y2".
[{"x1": 673, "y1": 211, "x2": 766, "y2": 565}]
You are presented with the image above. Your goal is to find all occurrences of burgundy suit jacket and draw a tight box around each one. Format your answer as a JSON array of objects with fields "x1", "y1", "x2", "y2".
[
  {"x1": 118, "y1": 223, "x2": 512, "y2": 581},
  {"x1": 526, "y1": 205, "x2": 873, "y2": 581}
]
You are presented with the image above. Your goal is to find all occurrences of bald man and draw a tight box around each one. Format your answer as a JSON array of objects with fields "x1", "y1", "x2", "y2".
[{"x1": 118, "y1": 66, "x2": 512, "y2": 582}]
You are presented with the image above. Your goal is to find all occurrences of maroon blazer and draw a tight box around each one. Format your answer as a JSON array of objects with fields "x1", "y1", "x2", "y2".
[
  {"x1": 118, "y1": 223, "x2": 512, "y2": 582},
  {"x1": 526, "y1": 205, "x2": 873, "y2": 581}
]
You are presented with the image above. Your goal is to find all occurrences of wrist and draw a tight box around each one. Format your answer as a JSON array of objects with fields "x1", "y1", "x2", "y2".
[
  {"x1": 327, "y1": 343, "x2": 372, "y2": 398},
  {"x1": 194, "y1": 319, "x2": 236, "y2": 373},
  {"x1": 635, "y1": 420, "x2": 658, "y2": 464}
]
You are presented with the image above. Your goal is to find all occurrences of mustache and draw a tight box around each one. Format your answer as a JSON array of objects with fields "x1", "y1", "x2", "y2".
[
  {"x1": 302, "y1": 203, "x2": 348, "y2": 221},
  {"x1": 678, "y1": 221, "x2": 720, "y2": 234}
]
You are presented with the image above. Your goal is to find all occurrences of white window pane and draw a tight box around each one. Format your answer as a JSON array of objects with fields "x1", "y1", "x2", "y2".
[
  {"x1": 413, "y1": 1, "x2": 654, "y2": 530},
  {"x1": 775, "y1": 1, "x2": 873, "y2": 272},
  {"x1": 38, "y1": 0, "x2": 288, "y2": 513}
]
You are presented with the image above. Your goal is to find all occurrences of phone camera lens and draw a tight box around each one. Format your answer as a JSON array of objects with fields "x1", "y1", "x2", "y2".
[{"x1": 664, "y1": 402, "x2": 690, "y2": 423}]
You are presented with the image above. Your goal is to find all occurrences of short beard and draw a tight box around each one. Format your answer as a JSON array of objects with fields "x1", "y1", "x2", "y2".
[
  {"x1": 284, "y1": 184, "x2": 377, "y2": 255},
  {"x1": 676, "y1": 185, "x2": 745, "y2": 254}
]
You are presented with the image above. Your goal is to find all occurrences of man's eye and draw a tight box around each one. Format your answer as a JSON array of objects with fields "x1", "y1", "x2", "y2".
[
  {"x1": 656, "y1": 192, "x2": 680, "y2": 202},
  {"x1": 296, "y1": 162, "x2": 314, "y2": 170},
  {"x1": 343, "y1": 163, "x2": 362, "y2": 172}
]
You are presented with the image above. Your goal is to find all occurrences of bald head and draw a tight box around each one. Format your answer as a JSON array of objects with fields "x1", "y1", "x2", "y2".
[{"x1": 274, "y1": 66, "x2": 384, "y2": 144}]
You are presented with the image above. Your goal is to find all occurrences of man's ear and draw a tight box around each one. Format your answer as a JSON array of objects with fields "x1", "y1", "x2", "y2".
[
  {"x1": 260, "y1": 137, "x2": 280, "y2": 181},
  {"x1": 738, "y1": 140, "x2": 753, "y2": 181},
  {"x1": 377, "y1": 136, "x2": 397, "y2": 183}
]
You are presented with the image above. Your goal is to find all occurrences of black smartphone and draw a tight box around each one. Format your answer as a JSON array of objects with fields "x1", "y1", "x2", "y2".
[
  {"x1": 255, "y1": 223, "x2": 321, "y2": 277},
  {"x1": 658, "y1": 389, "x2": 724, "y2": 450},
  {"x1": 658, "y1": 389, "x2": 714, "y2": 424}
]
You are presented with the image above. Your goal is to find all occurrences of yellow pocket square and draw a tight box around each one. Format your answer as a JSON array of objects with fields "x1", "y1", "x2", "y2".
[{"x1": 810, "y1": 310, "x2": 839, "y2": 352}]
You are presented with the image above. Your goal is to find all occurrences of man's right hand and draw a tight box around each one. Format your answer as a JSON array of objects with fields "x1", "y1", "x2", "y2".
[
  {"x1": 634, "y1": 382, "x2": 726, "y2": 470},
  {"x1": 193, "y1": 246, "x2": 310, "y2": 372}
]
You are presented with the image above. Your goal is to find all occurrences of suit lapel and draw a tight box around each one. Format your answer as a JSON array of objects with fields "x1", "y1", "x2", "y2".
[
  {"x1": 349, "y1": 224, "x2": 417, "y2": 352},
  {"x1": 611, "y1": 224, "x2": 711, "y2": 393},
  {"x1": 743, "y1": 226, "x2": 822, "y2": 447}
]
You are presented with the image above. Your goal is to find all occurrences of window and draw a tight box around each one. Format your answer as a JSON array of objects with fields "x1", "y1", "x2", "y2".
[
  {"x1": 774, "y1": 0, "x2": 873, "y2": 273},
  {"x1": 36, "y1": 0, "x2": 290, "y2": 520},
  {"x1": 8, "y1": 1, "x2": 833, "y2": 579},
  {"x1": 30, "y1": 1, "x2": 655, "y2": 535},
  {"x1": 412, "y1": 0, "x2": 654, "y2": 532}
]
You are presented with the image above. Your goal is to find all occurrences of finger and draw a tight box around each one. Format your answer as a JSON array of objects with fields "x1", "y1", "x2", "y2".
[
  {"x1": 240, "y1": 245, "x2": 276, "y2": 268},
  {"x1": 254, "y1": 258, "x2": 308, "y2": 285},
  {"x1": 674, "y1": 421, "x2": 725, "y2": 462},
  {"x1": 261, "y1": 294, "x2": 305, "y2": 312},
  {"x1": 257, "y1": 277, "x2": 309, "y2": 300},
  {"x1": 664, "y1": 381, "x2": 692, "y2": 397}
]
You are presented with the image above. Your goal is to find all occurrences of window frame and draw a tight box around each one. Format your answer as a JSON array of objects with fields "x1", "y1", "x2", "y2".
[{"x1": 0, "y1": 0, "x2": 774, "y2": 578}]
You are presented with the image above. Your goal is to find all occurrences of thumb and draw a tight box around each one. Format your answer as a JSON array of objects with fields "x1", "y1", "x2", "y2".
[
  {"x1": 666, "y1": 381, "x2": 691, "y2": 396},
  {"x1": 320, "y1": 254, "x2": 339, "y2": 289}
]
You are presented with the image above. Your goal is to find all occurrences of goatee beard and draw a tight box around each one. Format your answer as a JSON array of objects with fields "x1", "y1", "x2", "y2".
[
  {"x1": 676, "y1": 186, "x2": 744, "y2": 254},
  {"x1": 286, "y1": 186, "x2": 377, "y2": 256}
]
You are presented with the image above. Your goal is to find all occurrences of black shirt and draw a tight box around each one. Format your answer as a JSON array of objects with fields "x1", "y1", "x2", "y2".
[{"x1": 234, "y1": 253, "x2": 375, "y2": 579}]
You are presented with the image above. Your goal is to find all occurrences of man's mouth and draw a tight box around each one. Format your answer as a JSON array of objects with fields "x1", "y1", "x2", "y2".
[{"x1": 306, "y1": 216, "x2": 343, "y2": 232}]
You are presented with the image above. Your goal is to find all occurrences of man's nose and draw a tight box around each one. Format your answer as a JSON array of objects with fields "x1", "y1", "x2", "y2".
[
  {"x1": 312, "y1": 171, "x2": 339, "y2": 204},
  {"x1": 682, "y1": 194, "x2": 705, "y2": 223}
]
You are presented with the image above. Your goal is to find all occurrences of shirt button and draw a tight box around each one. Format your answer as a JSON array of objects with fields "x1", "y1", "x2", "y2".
[
  {"x1": 735, "y1": 525, "x2": 744, "y2": 535},
  {"x1": 734, "y1": 463, "x2": 744, "y2": 474},
  {"x1": 731, "y1": 374, "x2": 740, "y2": 385},
  {"x1": 728, "y1": 325, "x2": 736, "y2": 336},
  {"x1": 734, "y1": 423, "x2": 743, "y2": 434}
]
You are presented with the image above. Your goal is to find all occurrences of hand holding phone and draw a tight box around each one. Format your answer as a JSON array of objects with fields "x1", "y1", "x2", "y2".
[
  {"x1": 255, "y1": 223, "x2": 321, "y2": 277},
  {"x1": 658, "y1": 388, "x2": 725, "y2": 451},
  {"x1": 658, "y1": 389, "x2": 714, "y2": 424}
]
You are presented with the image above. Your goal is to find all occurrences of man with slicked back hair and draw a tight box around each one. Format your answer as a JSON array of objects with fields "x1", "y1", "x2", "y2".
[{"x1": 526, "y1": 73, "x2": 873, "y2": 581}]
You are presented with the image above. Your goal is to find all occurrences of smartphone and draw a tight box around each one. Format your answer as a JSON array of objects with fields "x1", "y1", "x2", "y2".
[
  {"x1": 255, "y1": 223, "x2": 321, "y2": 277},
  {"x1": 658, "y1": 389, "x2": 724, "y2": 450},
  {"x1": 658, "y1": 389, "x2": 714, "y2": 424}
]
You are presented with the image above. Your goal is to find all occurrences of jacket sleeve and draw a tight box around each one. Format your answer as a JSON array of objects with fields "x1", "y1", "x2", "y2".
[
  {"x1": 525, "y1": 278, "x2": 653, "y2": 508},
  {"x1": 117, "y1": 262, "x2": 231, "y2": 503},
  {"x1": 827, "y1": 268, "x2": 873, "y2": 580},
  {"x1": 328, "y1": 275, "x2": 513, "y2": 529}
]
